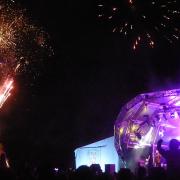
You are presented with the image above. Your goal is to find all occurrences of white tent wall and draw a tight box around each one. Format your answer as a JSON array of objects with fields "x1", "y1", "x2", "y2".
[{"x1": 74, "y1": 136, "x2": 120, "y2": 172}]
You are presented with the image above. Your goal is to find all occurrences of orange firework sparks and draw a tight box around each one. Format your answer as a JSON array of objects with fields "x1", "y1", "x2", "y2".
[
  {"x1": 0, "y1": 0, "x2": 53, "y2": 107},
  {"x1": 0, "y1": 0, "x2": 53, "y2": 81}
]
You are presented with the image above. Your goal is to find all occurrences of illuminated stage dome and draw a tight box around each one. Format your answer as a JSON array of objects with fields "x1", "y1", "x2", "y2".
[{"x1": 114, "y1": 89, "x2": 180, "y2": 170}]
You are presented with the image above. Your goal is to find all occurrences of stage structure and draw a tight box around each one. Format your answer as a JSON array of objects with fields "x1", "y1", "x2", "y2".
[{"x1": 114, "y1": 89, "x2": 180, "y2": 170}]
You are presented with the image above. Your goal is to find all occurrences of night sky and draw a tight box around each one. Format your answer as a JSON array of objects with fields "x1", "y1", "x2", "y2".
[{"x1": 0, "y1": 0, "x2": 180, "y2": 169}]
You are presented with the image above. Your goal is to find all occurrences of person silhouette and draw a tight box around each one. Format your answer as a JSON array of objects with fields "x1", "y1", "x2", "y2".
[{"x1": 157, "y1": 139, "x2": 180, "y2": 179}]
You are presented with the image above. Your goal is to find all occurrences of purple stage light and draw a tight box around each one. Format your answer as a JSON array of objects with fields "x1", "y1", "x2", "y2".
[{"x1": 114, "y1": 89, "x2": 180, "y2": 170}]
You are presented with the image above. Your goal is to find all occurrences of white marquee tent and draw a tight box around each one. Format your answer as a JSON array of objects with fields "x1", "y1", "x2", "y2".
[{"x1": 74, "y1": 136, "x2": 120, "y2": 172}]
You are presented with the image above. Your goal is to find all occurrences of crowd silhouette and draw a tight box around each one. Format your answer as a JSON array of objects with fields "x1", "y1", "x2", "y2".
[
  {"x1": 0, "y1": 139, "x2": 180, "y2": 180},
  {"x1": 157, "y1": 138, "x2": 180, "y2": 180}
]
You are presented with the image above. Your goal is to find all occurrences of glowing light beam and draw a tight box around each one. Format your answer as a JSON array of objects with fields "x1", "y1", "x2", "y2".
[{"x1": 0, "y1": 78, "x2": 13, "y2": 108}]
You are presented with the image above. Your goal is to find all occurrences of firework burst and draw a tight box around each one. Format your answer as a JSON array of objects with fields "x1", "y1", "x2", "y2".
[
  {"x1": 98, "y1": 0, "x2": 180, "y2": 50},
  {"x1": 0, "y1": 0, "x2": 53, "y2": 108},
  {"x1": 0, "y1": 0, "x2": 53, "y2": 79}
]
